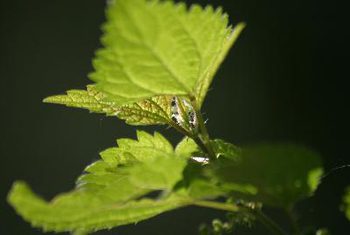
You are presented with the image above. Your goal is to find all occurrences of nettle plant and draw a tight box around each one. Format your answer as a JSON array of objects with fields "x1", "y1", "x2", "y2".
[{"x1": 7, "y1": 0, "x2": 350, "y2": 234}]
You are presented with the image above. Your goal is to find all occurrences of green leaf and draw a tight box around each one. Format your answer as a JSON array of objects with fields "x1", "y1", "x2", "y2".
[
  {"x1": 44, "y1": 86, "x2": 173, "y2": 126},
  {"x1": 209, "y1": 143, "x2": 324, "y2": 208},
  {"x1": 114, "y1": 130, "x2": 175, "y2": 162},
  {"x1": 90, "y1": 0, "x2": 244, "y2": 106},
  {"x1": 8, "y1": 181, "x2": 188, "y2": 234},
  {"x1": 80, "y1": 130, "x2": 186, "y2": 192},
  {"x1": 128, "y1": 155, "x2": 187, "y2": 190},
  {"x1": 44, "y1": 0, "x2": 244, "y2": 127},
  {"x1": 7, "y1": 131, "x2": 192, "y2": 234},
  {"x1": 342, "y1": 186, "x2": 350, "y2": 221},
  {"x1": 43, "y1": 85, "x2": 118, "y2": 116},
  {"x1": 116, "y1": 95, "x2": 173, "y2": 125},
  {"x1": 211, "y1": 139, "x2": 241, "y2": 160},
  {"x1": 95, "y1": 130, "x2": 176, "y2": 167},
  {"x1": 175, "y1": 137, "x2": 200, "y2": 158}
]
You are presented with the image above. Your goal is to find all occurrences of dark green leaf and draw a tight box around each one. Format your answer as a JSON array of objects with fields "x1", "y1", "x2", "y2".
[{"x1": 209, "y1": 143, "x2": 323, "y2": 208}]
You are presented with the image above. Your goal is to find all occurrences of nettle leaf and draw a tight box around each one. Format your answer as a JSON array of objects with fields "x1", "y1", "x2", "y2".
[
  {"x1": 90, "y1": 0, "x2": 244, "y2": 106},
  {"x1": 211, "y1": 139, "x2": 241, "y2": 160},
  {"x1": 114, "y1": 130, "x2": 175, "y2": 161},
  {"x1": 7, "y1": 131, "x2": 191, "y2": 234},
  {"x1": 8, "y1": 182, "x2": 187, "y2": 234},
  {"x1": 209, "y1": 142, "x2": 324, "y2": 208},
  {"x1": 175, "y1": 137, "x2": 200, "y2": 158},
  {"x1": 342, "y1": 186, "x2": 350, "y2": 220},
  {"x1": 45, "y1": 0, "x2": 244, "y2": 126},
  {"x1": 44, "y1": 86, "x2": 173, "y2": 126},
  {"x1": 43, "y1": 85, "x2": 118, "y2": 116},
  {"x1": 174, "y1": 139, "x2": 255, "y2": 199},
  {"x1": 116, "y1": 95, "x2": 173, "y2": 125},
  {"x1": 128, "y1": 155, "x2": 187, "y2": 190}
]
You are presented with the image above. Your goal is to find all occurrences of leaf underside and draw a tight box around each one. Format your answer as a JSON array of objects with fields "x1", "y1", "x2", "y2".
[{"x1": 44, "y1": 86, "x2": 173, "y2": 126}]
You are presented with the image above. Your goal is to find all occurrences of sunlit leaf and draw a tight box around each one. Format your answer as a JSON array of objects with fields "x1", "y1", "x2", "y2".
[
  {"x1": 175, "y1": 137, "x2": 200, "y2": 158},
  {"x1": 90, "y1": 0, "x2": 243, "y2": 106},
  {"x1": 8, "y1": 182, "x2": 188, "y2": 233},
  {"x1": 43, "y1": 85, "x2": 118, "y2": 116},
  {"x1": 8, "y1": 131, "x2": 190, "y2": 234},
  {"x1": 116, "y1": 95, "x2": 172, "y2": 125},
  {"x1": 44, "y1": 86, "x2": 173, "y2": 126}
]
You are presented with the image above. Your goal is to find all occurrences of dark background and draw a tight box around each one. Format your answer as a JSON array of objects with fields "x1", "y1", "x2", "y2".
[{"x1": 0, "y1": 0, "x2": 349, "y2": 234}]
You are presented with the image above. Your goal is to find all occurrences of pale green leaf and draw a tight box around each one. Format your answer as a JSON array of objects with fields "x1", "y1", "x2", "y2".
[
  {"x1": 209, "y1": 143, "x2": 323, "y2": 208},
  {"x1": 8, "y1": 182, "x2": 188, "y2": 233},
  {"x1": 90, "y1": 0, "x2": 243, "y2": 106}
]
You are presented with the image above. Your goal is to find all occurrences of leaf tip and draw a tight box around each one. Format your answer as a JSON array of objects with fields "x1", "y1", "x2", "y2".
[
  {"x1": 42, "y1": 97, "x2": 52, "y2": 103},
  {"x1": 307, "y1": 167, "x2": 324, "y2": 193},
  {"x1": 7, "y1": 181, "x2": 29, "y2": 204}
]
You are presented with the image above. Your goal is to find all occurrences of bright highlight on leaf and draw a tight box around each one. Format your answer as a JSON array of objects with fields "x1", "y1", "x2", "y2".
[
  {"x1": 44, "y1": 0, "x2": 245, "y2": 128},
  {"x1": 90, "y1": 0, "x2": 243, "y2": 106}
]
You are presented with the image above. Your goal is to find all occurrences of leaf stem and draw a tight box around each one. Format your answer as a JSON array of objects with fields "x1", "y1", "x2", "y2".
[
  {"x1": 191, "y1": 200, "x2": 288, "y2": 235},
  {"x1": 252, "y1": 209, "x2": 288, "y2": 235},
  {"x1": 192, "y1": 200, "x2": 240, "y2": 212}
]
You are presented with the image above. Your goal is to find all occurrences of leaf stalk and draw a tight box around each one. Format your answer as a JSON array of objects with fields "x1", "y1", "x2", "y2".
[{"x1": 192, "y1": 200, "x2": 288, "y2": 235}]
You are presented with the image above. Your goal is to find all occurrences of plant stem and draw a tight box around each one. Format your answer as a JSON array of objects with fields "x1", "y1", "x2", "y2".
[
  {"x1": 191, "y1": 200, "x2": 288, "y2": 235},
  {"x1": 192, "y1": 102, "x2": 216, "y2": 161},
  {"x1": 192, "y1": 200, "x2": 240, "y2": 212},
  {"x1": 286, "y1": 206, "x2": 301, "y2": 235}
]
